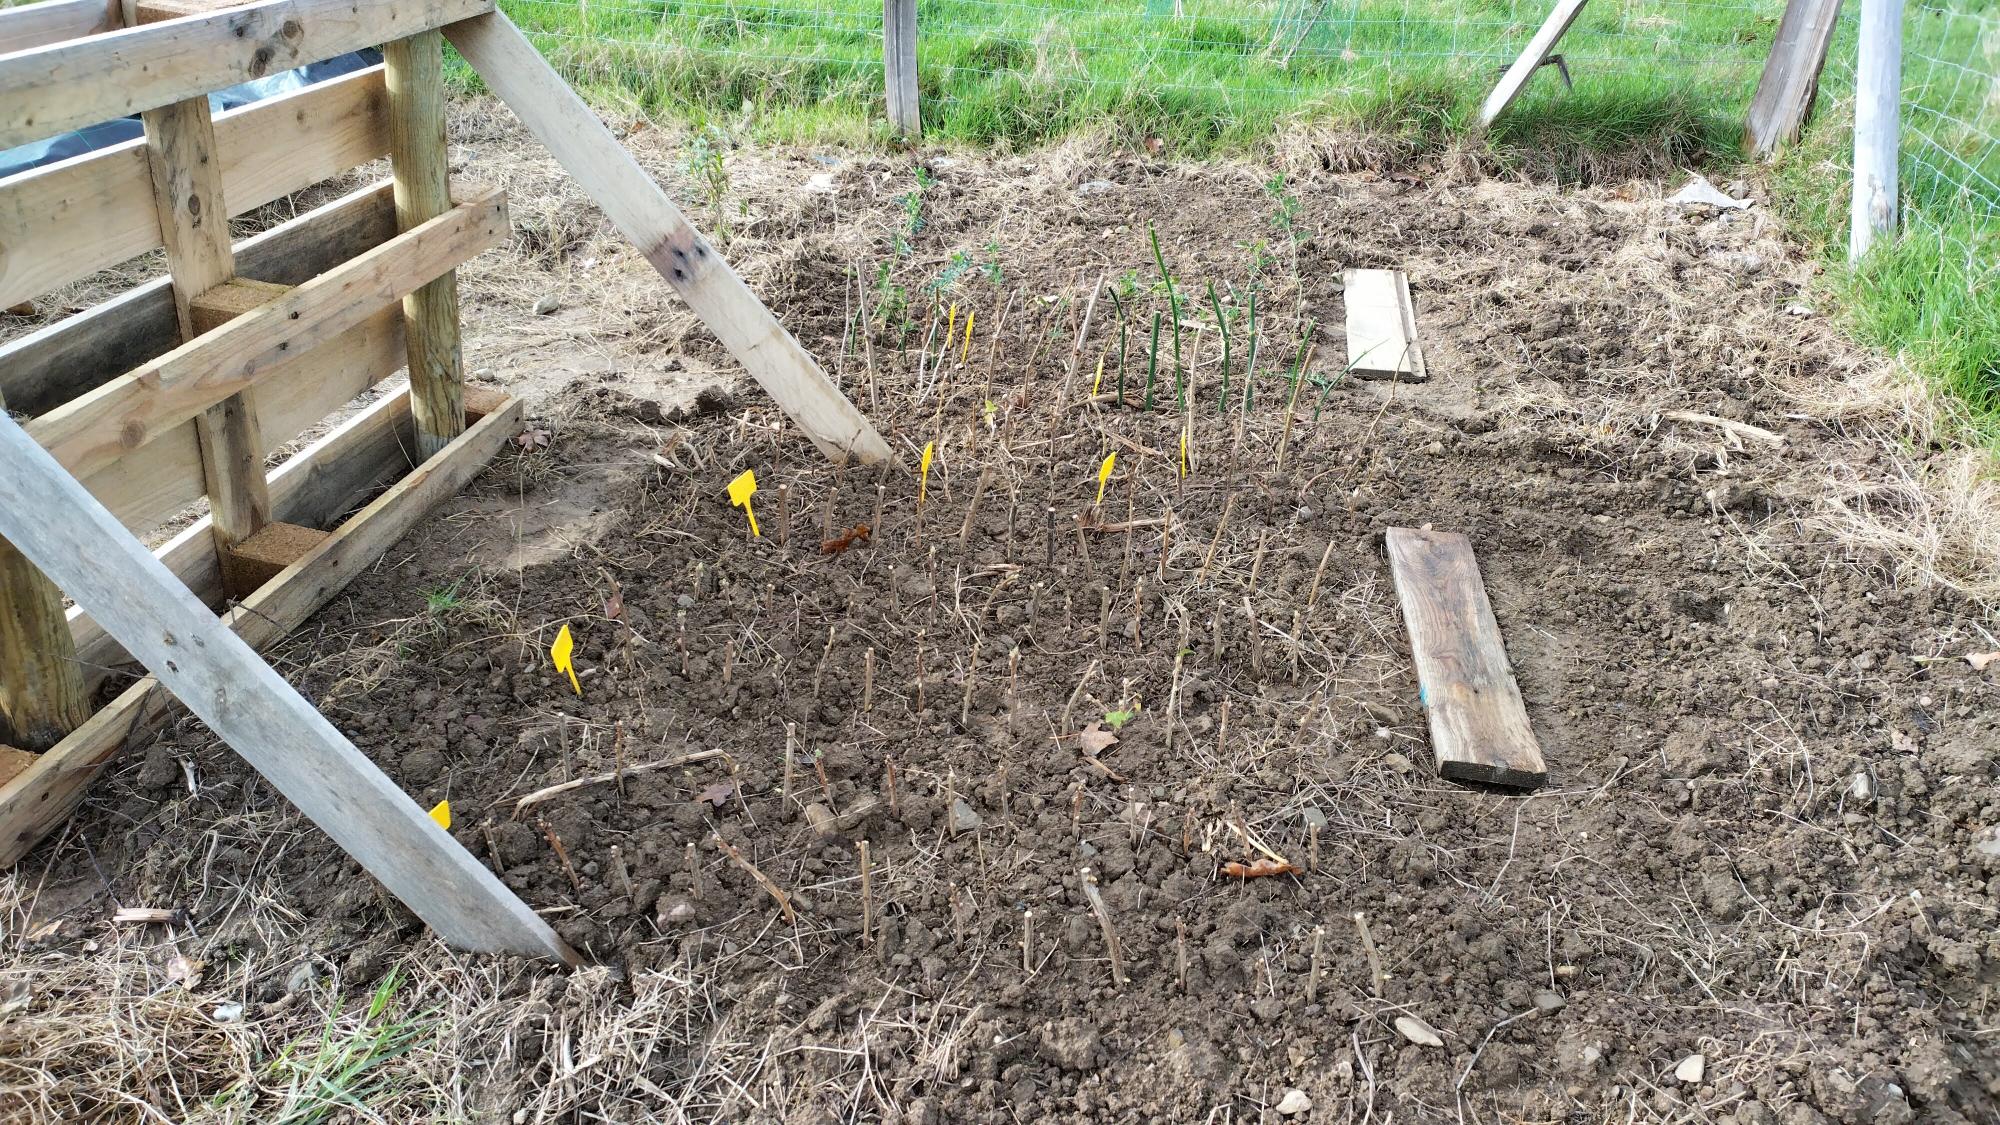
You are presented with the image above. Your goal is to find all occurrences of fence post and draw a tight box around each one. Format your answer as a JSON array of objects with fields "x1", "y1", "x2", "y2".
[
  {"x1": 883, "y1": 0, "x2": 919, "y2": 137},
  {"x1": 1849, "y1": 0, "x2": 1902, "y2": 261}
]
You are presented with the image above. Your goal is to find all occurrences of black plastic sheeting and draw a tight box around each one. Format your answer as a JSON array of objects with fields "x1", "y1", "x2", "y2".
[{"x1": 0, "y1": 48, "x2": 382, "y2": 179}]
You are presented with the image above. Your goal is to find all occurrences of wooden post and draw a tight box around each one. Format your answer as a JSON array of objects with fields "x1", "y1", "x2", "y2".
[
  {"x1": 0, "y1": 386, "x2": 87, "y2": 752},
  {"x1": 1849, "y1": 0, "x2": 1902, "y2": 262},
  {"x1": 1477, "y1": 0, "x2": 1589, "y2": 128},
  {"x1": 444, "y1": 11, "x2": 894, "y2": 465},
  {"x1": 384, "y1": 28, "x2": 466, "y2": 457},
  {"x1": 0, "y1": 407, "x2": 575, "y2": 963},
  {"x1": 883, "y1": 0, "x2": 919, "y2": 138},
  {"x1": 134, "y1": 46, "x2": 274, "y2": 573},
  {"x1": 1744, "y1": 0, "x2": 1845, "y2": 158}
]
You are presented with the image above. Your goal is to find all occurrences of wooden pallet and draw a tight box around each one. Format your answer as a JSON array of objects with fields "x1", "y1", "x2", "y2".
[{"x1": 0, "y1": 0, "x2": 507, "y2": 864}]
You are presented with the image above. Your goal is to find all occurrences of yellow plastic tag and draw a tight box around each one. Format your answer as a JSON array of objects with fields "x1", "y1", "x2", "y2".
[
  {"x1": 946, "y1": 303, "x2": 958, "y2": 350},
  {"x1": 1095, "y1": 452, "x2": 1116, "y2": 505},
  {"x1": 961, "y1": 310, "x2": 976, "y2": 363},
  {"x1": 727, "y1": 469, "x2": 761, "y2": 537},
  {"x1": 919, "y1": 441, "x2": 935, "y2": 506},
  {"x1": 1091, "y1": 351, "x2": 1106, "y2": 398},
  {"x1": 428, "y1": 799, "x2": 451, "y2": 830},
  {"x1": 551, "y1": 623, "x2": 582, "y2": 696}
]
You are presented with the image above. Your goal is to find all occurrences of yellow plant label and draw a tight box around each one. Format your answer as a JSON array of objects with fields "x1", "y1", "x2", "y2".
[
  {"x1": 946, "y1": 303, "x2": 958, "y2": 349},
  {"x1": 428, "y1": 799, "x2": 451, "y2": 830},
  {"x1": 551, "y1": 623, "x2": 582, "y2": 695},
  {"x1": 1096, "y1": 452, "x2": 1116, "y2": 505},
  {"x1": 1091, "y1": 351, "x2": 1106, "y2": 398},
  {"x1": 961, "y1": 310, "x2": 976, "y2": 363},
  {"x1": 727, "y1": 469, "x2": 761, "y2": 537},
  {"x1": 919, "y1": 441, "x2": 935, "y2": 505}
]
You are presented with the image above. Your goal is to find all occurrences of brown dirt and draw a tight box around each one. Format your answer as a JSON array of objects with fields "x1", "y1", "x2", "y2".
[{"x1": 5, "y1": 116, "x2": 1999, "y2": 1124}]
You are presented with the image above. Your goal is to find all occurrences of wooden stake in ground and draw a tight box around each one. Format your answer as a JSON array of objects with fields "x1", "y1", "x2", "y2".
[
  {"x1": 1476, "y1": 0, "x2": 1590, "y2": 128},
  {"x1": 858, "y1": 839, "x2": 874, "y2": 947},
  {"x1": 1744, "y1": 0, "x2": 1845, "y2": 157},
  {"x1": 1384, "y1": 527, "x2": 1548, "y2": 787},
  {"x1": 1078, "y1": 867, "x2": 1127, "y2": 988}
]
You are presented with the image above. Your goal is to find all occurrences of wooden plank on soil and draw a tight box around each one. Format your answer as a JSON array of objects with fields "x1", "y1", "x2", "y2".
[
  {"x1": 0, "y1": 397, "x2": 572, "y2": 967},
  {"x1": 1477, "y1": 0, "x2": 1590, "y2": 128},
  {"x1": 0, "y1": 65, "x2": 390, "y2": 311},
  {"x1": 1384, "y1": 527, "x2": 1546, "y2": 788},
  {"x1": 27, "y1": 187, "x2": 505, "y2": 483},
  {"x1": 0, "y1": 178, "x2": 399, "y2": 420},
  {"x1": 444, "y1": 10, "x2": 894, "y2": 466},
  {"x1": 1744, "y1": 0, "x2": 1844, "y2": 158},
  {"x1": 0, "y1": 0, "x2": 490, "y2": 150},
  {"x1": 1344, "y1": 268, "x2": 1426, "y2": 381}
]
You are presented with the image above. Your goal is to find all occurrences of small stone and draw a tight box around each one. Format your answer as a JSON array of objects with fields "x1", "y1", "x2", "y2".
[
  {"x1": 655, "y1": 895, "x2": 698, "y2": 925},
  {"x1": 1276, "y1": 1089, "x2": 1312, "y2": 1116},
  {"x1": 1532, "y1": 989, "x2": 1566, "y2": 1013},
  {"x1": 1786, "y1": 303, "x2": 1814, "y2": 316},
  {"x1": 805, "y1": 172, "x2": 836, "y2": 193},
  {"x1": 1675, "y1": 1053, "x2": 1706, "y2": 1084},
  {"x1": 1393, "y1": 1015, "x2": 1444, "y2": 1047},
  {"x1": 803, "y1": 802, "x2": 838, "y2": 836},
  {"x1": 1849, "y1": 770, "x2": 1877, "y2": 803},
  {"x1": 1302, "y1": 807, "x2": 1328, "y2": 831},
  {"x1": 531, "y1": 294, "x2": 560, "y2": 316},
  {"x1": 948, "y1": 798, "x2": 983, "y2": 835},
  {"x1": 1382, "y1": 751, "x2": 1415, "y2": 774}
]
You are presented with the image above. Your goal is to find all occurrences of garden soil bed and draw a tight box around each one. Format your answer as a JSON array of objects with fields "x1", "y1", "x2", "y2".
[{"x1": 7, "y1": 122, "x2": 1998, "y2": 1123}]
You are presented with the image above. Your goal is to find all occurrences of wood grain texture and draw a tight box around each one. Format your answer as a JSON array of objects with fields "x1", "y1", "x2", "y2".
[
  {"x1": 0, "y1": 0, "x2": 491, "y2": 150},
  {"x1": 1476, "y1": 0, "x2": 1589, "y2": 128},
  {"x1": 882, "y1": 0, "x2": 919, "y2": 137},
  {"x1": 1343, "y1": 268, "x2": 1427, "y2": 381},
  {"x1": 1744, "y1": 0, "x2": 1844, "y2": 157},
  {"x1": 446, "y1": 11, "x2": 893, "y2": 466},
  {"x1": 0, "y1": 0, "x2": 112, "y2": 56},
  {"x1": 0, "y1": 64, "x2": 390, "y2": 311},
  {"x1": 141, "y1": 93, "x2": 273, "y2": 552},
  {"x1": 0, "y1": 380, "x2": 87, "y2": 754},
  {"x1": 68, "y1": 388, "x2": 422, "y2": 698},
  {"x1": 27, "y1": 187, "x2": 506, "y2": 482},
  {"x1": 1385, "y1": 527, "x2": 1547, "y2": 788},
  {"x1": 0, "y1": 179, "x2": 398, "y2": 420},
  {"x1": 384, "y1": 28, "x2": 465, "y2": 457},
  {"x1": 0, "y1": 401, "x2": 572, "y2": 962}
]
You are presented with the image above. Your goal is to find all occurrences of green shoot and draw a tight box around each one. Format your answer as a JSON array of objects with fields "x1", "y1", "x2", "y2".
[
  {"x1": 1145, "y1": 311, "x2": 1161, "y2": 411},
  {"x1": 1208, "y1": 280, "x2": 1230, "y2": 414},
  {"x1": 1108, "y1": 286, "x2": 1129, "y2": 406},
  {"x1": 1149, "y1": 223, "x2": 1185, "y2": 408},
  {"x1": 1242, "y1": 291, "x2": 1258, "y2": 414}
]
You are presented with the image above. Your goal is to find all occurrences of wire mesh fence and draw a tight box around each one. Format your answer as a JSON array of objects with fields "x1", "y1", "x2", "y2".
[
  {"x1": 1823, "y1": 2, "x2": 2000, "y2": 286},
  {"x1": 498, "y1": 0, "x2": 1995, "y2": 277}
]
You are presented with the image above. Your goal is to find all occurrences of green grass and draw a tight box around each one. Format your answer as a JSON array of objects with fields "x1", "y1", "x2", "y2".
[
  {"x1": 468, "y1": 0, "x2": 1779, "y2": 176},
  {"x1": 212, "y1": 971, "x2": 438, "y2": 1124},
  {"x1": 465, "y1": 1, "x2": 1992, "y2": 432}
]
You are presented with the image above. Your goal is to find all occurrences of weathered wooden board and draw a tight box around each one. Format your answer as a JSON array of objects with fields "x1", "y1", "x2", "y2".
[
  {"x1": 0, "y1": 179, "x2": 398, "y2": 420},
  {"x1": 1385, "y1": 527, "x2": 1547, "y2": 788},
  {"x1": 0, "y1": 0, "x2": 111, "y2": 56},
  {"x1": 28, "y1": 187, "x2": 505, "y2": 482},
  {"x1": 0, "y1": 398, "x2": 572, "y2": 963},
  {"x1": 1745, "y1": 0, "x2": 1844, "y2": 157},
  {"x1": 1344, "y1": 268, "x2": 1427, "y2": 381},
  {"x1": 0, "y1": 0, "x2": 489, "y2": 150},
  {"x1": 445, "y1": 10, "x2": 893, "y2": 466},
  {"x1": 0, "y1": 65, "x2": 389, "y2": 311},
  {"x1": 1477, "y1": 0, "x2": 1589, "y2": 128}
]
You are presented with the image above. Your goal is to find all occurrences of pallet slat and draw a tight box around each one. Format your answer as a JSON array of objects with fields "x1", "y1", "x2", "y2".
[
  {"x1": 0, "y1": 65, "x2": 389, "y2": 311},
  {"x1": 0, "y1": 0, "x2": 491, "y2": 150},
  {"x1": 0, "y1": 179, "x2": 399, "y2": 420},
  {"x1": 0, "y1": 0, "x2": 111, "y2": 56},
  {"x1": 1385, "y1": 527, "x2": 1547, "y2": 788},
  {"x1": 1744, "y1": 0, "x2": 1845, "y2": 157},
  {"x1": 29, "y1": 186, "x2": 506, "y2": 482}
]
